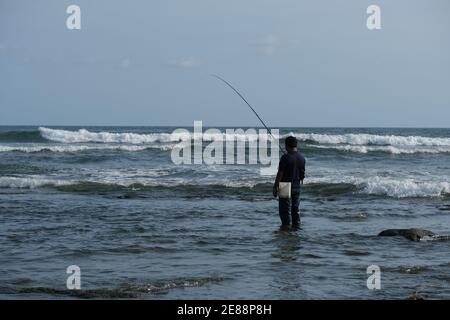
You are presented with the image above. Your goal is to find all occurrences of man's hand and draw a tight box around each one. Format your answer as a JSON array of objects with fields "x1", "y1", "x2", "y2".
[{"x1": 272, "y1": 185, "x2": 278, "y2": 198}]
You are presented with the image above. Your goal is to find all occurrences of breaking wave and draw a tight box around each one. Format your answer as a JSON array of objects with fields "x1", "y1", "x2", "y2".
[
  {"x1": 36, "y1": 128, "x2": 450, "y2": 155},
  {"x1": 293, "y1": 133, "x2": 450, "y2": 147},
  {"x1": 363, "y1": 178, "x2": 450, "y2": 198},
  {"x1": 308, "y1": 176, "x2": 450, "y2": 198},
  {"x1": 0, "y1": 176, "x2": 72, "y2": 189},
  {"x1": 1, "y1": 175, "x2": 449, "y2": 198},
  {"x1": 308, "y1": 144, "x2": 450, "y2": 154},
  {"x1": 38, "y1": 127, "x2": 265, "y2": 144},
  {"x1": 0, "y1": 144, "x2": 172, "y2": 153},
  {"x1": 39, "y1": 127, "x2": 183, "y2": 144}
]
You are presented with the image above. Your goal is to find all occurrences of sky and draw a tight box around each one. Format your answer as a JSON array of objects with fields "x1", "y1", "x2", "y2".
[{"x1": 0, "y1": 0, "x2": 449, "y2": 127}]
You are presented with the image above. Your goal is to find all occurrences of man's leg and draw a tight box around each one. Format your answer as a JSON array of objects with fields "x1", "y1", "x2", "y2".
[
  {"x1": 291, "y1": 188, "x2": 301, "y2": 225},
  {"x1": 278, "y1": 197, "x2": 291, "y2": 226}
]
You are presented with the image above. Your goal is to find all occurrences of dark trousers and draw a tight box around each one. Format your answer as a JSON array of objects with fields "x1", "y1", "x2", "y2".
[{"x1": 279, "y1": 188, "x2": 301, "y2": 226}]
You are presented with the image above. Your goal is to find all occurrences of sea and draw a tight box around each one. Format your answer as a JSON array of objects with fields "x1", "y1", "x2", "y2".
[{"x1": 1, "y1": 126, "x2": 449, "y2": 299}]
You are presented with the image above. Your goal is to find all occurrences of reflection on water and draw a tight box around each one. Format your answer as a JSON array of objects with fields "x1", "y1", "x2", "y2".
[
  {"x1": 271, "y1": 225, "x2": 302, "y2": 262},
  {"x1": 269, "y1": 225, "x2": 307, "y2": 298}
]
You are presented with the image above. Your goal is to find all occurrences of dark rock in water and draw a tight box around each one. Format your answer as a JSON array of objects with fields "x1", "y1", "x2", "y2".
[{"x1": 377, "y1": 229, "x2": 435, "y2": 241}]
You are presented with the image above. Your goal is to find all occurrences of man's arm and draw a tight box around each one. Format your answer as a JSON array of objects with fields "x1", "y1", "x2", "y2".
[
  {"x1": 273, "y1": 170, "x2": 284, "y2": 197},
  {"x1": 273, "y1": 155, "x2": 287, "y2": 197},
  {"x1": 300, "y1": 158, "x2": 305, "y2": 184}
]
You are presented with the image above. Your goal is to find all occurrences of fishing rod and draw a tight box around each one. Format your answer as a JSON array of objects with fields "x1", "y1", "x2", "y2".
[{"x1": 211, "y1": 74, "x2": 285, "y2": 154}]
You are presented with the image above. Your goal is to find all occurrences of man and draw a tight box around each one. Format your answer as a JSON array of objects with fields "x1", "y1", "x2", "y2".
[{"x1": 273, "y1": 136, "x2": 306, "y2": 227}]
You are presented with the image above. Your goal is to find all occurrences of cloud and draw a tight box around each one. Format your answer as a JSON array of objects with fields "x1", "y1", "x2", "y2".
[
  {"x1": 253, "y1": 34, "x2": 279, "y2": 56},
  {"x1": 167, "y1": 56, "x2": 200, "y2": 68}
]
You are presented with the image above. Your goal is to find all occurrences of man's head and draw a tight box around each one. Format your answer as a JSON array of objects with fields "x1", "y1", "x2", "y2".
[{"x1": 285, "y1": 136, "x2": 298, "y2": 151}]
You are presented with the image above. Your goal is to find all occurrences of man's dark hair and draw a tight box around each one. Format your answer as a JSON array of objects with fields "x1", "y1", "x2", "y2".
[{"x1": 285, "y1": 136, "x2": 298, "y2": 148}]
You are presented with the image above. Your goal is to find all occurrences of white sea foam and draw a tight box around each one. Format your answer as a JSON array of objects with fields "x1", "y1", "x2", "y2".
[
  {"x1": 0, "y1": 145, "x2": 151, "y2": 153},
  {"x1": 0, "y1": 176, "x2": 72, "y2": 189},
  {"x1": 39, "y1": 128, "x2": 450, "y2": 150},
  {"x1": 1, "y1": 173, "x2": 448, "y2": 198},
  {"x1": 308, "y1": 176, "x2": 450, "y2": 198},
  {"x1": 39, "y1": 127, "x2": 264, "y2": 144},
  {"x1": 362, "y1": 177, "x2": 450, "y2": 198},
  {"x1": 39, "y1": 127, "x2": 184, "y2": 144},
  {"x1": 309, "y1": 144, "x2": 450, "y2": 154},
  {"x1": 3, "y1": 141, "x2": 447, "y2": 155},
  {"x1": 293, "y1": 133, "x2": 450, "y2": 147},
  {"x1": 0, "y1": 174, "x2": 268, "y2": 190}
]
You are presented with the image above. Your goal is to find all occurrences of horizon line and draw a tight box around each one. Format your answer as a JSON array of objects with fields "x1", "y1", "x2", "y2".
[{"x1": 0, "y1": 124, "x2": 449, "y2": 129}]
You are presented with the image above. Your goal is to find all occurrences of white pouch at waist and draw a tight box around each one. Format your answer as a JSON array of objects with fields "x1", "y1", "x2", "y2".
[{"x1": 278, "y1": 182, "x2": 291, "y2": 199}]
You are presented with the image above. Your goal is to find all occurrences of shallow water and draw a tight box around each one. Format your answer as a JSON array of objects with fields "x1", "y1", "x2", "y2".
[{"x1": 1, "y1": 126, "x2": 449, "y2": 299}]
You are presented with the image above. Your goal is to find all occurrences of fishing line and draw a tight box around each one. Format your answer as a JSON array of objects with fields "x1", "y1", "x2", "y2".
[{"x1": 212, "y1": 74, "x2": 285, "y2": 154}]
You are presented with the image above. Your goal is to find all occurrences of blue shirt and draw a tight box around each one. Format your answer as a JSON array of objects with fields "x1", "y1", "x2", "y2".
[{"x1": 278, "y1": 151, "x2": 306, "y2": 188}]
